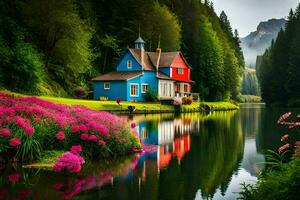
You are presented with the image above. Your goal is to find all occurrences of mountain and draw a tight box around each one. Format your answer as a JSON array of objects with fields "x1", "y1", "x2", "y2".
[{"x1": 240, "y1": 18, "x2": 286, "y2": 67}]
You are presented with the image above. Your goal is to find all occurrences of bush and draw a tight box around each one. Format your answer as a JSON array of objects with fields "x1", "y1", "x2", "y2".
[
  {"x1": 0, "y1": 93, "x2": 141, "y2": 162},
  {"x1": 144, "y1": 90, "x2": 159, "y2": 102},
  {"x1": 182, "y1": 97, "x2": 193, "y2": 105},
  {"x1": 73, "y1": 87, "x2": 87, "y2": 98},
  {"x1": 173, "y1": 97, "x2": 182, "y2": 106},
  {"x1": 239, "y1": 158, "x2": 300, "y2": 200}
]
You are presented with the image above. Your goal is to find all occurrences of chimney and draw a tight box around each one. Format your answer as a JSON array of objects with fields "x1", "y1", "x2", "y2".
[
  {"x1": 141, "y1": 47, "x2": 144, "y2": 70},
  {"x1": 156, "y1": 48, "x2": 161, "y2": 75}
]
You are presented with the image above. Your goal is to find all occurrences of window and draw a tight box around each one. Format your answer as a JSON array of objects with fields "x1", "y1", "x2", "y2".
[
  {"x1": 104, "y1": 82, "x2": 110, "y2": 90},
  {"x1": 175, "y1": 83, "x2": 180, "y2": 92},
  {"x1": 177, "y1": 68, "x2": 183, "y2": 75},
  {"x1": 130, "y1": 84, "x2": 139, "y2": 97},
  {"x1": 141, "y1": 84, "x2": 149, "y2": 93},
  {"x1": 127, "y1": 60, "x2": 132, "y2": 69},
  {"x1": 184, "y1": 84, "x2": 189, "y2": 93}
]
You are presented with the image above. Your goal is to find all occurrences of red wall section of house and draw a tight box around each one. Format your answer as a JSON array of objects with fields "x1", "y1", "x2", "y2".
[{"x1": 170, "y1": 54, "x2": 191, "y2": 82}]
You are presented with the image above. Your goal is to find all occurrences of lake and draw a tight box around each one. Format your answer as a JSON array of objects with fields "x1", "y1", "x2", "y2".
[{"x1": 1, "y1": 104, "x2": 298, "y2": 200}]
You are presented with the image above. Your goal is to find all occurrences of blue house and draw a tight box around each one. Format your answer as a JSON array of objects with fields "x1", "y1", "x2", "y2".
[{"x1": 92, "y1": 36, "x2": 194, "y2": 101}]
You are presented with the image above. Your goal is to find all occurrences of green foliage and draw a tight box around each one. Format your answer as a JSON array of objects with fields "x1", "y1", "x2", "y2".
[
  {"x1": 0, "y1": 0, "x2": 244, "y2": 101},
  {"x1": 263, "y1": 150, "x2": 290, "y2": 170},
  {"x1": 24, "y1": 0, "x2": 94, "y2": 93},
  {"x1": 195, "y1": 15, "x2": 225, "y2": 101},
  {"x1": 145, "y1": 2, "x2": 181, "y2": 51},
  {"x1": 0, "y1": 21, "x2": 43, "y2": 94},
  {"x1": 144, "y1": 90, "x2": 159, "y2": 102},
  {"x1": 258, "y1": 3, "x2": 300, "y2": 105},
  {"x1": 239, "y1": 158, "x2": 300, "y2": 200}
]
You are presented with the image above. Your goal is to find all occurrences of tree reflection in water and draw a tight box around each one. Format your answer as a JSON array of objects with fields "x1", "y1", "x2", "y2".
[{"x1": 0, "y1": 107, "x2": 275, "y2": 200}]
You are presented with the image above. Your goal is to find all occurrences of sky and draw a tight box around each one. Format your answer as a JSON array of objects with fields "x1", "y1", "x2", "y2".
[{"x1": 211, "y1": 0, "x2": 300, "y2": 37}]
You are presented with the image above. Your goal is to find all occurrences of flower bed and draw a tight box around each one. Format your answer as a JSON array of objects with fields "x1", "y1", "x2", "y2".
[{"x1": 0, "y1": 93, "x2": 141, "y2": 163}]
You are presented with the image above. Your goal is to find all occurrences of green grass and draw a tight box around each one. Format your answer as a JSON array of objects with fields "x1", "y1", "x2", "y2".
[
  {"x1": 40, "y1": 96, "x2": 239, "y2": 112},
  {"x1": 2, "y1": 90, "x2": 239, "y2": 112},
  {"x1": 39, "y1": 96, "x2": 174, "y2": 111},
  {"x1": 23, "y1": 150, "x2": 64, "y2": 168}
]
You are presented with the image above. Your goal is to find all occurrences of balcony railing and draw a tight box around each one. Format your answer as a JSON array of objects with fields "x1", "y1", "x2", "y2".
[{"x1": 175, "y1": 92, "x2": 200, "y2": 102}]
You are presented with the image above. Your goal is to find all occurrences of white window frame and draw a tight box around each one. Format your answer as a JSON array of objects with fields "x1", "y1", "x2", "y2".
[
  {"x1": 141, "y1": 84, "x2": 149, "y2": 93},
  {"x1": 127, "y1": 60, "x2": 133, "y2": 69},
  {"x1": 104, "y1": 82, "x2": 110, "y2": 90},
  {"x1": 177, "y1": 68, "x2": 183, "y2": 75},
  {"x1": 130, "y1": 84, "x2": 139, "y2": 97}
]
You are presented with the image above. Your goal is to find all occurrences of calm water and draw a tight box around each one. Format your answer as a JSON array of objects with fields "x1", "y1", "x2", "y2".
[{"x1": 1, "y1": 104, "x2": 299, "y2": 200}]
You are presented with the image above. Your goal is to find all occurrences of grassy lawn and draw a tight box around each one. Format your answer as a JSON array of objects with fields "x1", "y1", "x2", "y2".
[
  {"x1": 39, "y1": 95, "x2": 239, "y2": 112},
  {"x1": 1, "y1": 90, "x2": 239, "y2": 112},
  {"x1": 40, "y1": 96, "x2": 174, "y2": 111}
]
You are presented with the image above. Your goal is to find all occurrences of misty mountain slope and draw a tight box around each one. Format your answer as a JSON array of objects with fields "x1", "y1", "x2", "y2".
[{"x1": 241, "y1": 18, "x2": 286, "y2": 67}]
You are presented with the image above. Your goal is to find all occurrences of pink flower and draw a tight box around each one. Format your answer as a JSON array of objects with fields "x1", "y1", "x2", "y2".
[
  {"x1": 98, "y1": 140, "x2": 106, "y2": 146},
  {"x1": 34, "y1": 117, "x2": 41, "y2": 123},
  {"x1": 25, "y1": 126, "x2": 35, "y2": 136},
  {"x1": 278, "y1": 143, "x2": 290, "y2": 153},
  {"x1": 277, "y1": 112, "x2": 292, "y2": 124},
  {"x1": 295, "y1": 141, "x2": 300, "y2": 147},
  {"x1": 19, "y1": 189, "x2": 31, "y2": 198},
  {"x1": 78, "y1": 124, "x2": 88, "y2": 132},
  {"x1": 96, "y1": 125, "x2": 109, "y2": 138},
  {"x1": 88, "y1": 135, "x2": 98, "y2": 142},
  {"x1": 132, "y1": 147, "x2": 142, "y2": 153},
  {"x1": 53, "y1": 182, "x2": 63, "y2": 190},
  {"x1": 53, "y1": 152, "x2": 85, "y2": 173},
  {"x1": 8, "y1": 173, "x2": 21, "y2": 183},
  {"x1": 0, "y1": 188, "x2": 8, "y2": 199},
  {"x1": 80, "y1": 133, "x2": 89, "y2": 141},
  {"x1": 0, "y1": 128, "x2": 10, "y2": 137},
  {"x1": 116, "y1": 97, "x2": 121, "y2": 105},
  {"x1": 281, "y1": 134, "x2": 289, "y2": 141},
  {"x1": 56, "y1": 132, "x2": 65, "y2": 140},
  {"x1": 131, "y1": 122, "x2": 136, "y2": 129},
  {"x1": 9, "y1": 138, "x2": 21, "y2": 147},
  {"x1": 70, "y1": 145, "x2": 82, "y2": 155},
  {"x1": 71, "y1": 125, "x2": 80, "y2": 132}
]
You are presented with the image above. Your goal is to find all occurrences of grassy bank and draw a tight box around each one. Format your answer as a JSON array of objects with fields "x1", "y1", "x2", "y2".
[
  {"x1": 2, "y1": 90, "x2": 239, "y2": 112},
  {"x1": 39, "y1": 96, "x2": 239, "y2": 112}
]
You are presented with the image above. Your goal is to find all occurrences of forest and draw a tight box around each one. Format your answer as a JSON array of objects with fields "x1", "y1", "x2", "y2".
[
  {"x1": 257, "y1": 4, "x2": 300, "y2": 106},
  {"x1": 0, "y1": 0, "x2": 244, "y2": 101}
]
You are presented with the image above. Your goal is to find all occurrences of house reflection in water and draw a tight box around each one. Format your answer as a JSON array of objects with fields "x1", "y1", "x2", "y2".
[{"x1": 137, "y1": 117, "x2": 196, "y2": 171}]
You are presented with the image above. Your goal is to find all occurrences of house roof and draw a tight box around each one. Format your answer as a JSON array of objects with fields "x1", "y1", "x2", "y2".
[
  {"x1": 128, "y1": 49, "x2": 192, "y2": 70},
  {"x1": 148, "y1": 52, "x2": 179, "y2": 67},
  {"x1": 157, "y1": 72, "x2": 173, "y2": 80},
  {"x1": 129, "y1": 49, "x2": 156, "y2": 71},
  {"x1": 92, "y1": 71, "x2": 143, "y2": 81},
  {"x1": 135, "y1": 36, "x2": 145, "y2": 44}
]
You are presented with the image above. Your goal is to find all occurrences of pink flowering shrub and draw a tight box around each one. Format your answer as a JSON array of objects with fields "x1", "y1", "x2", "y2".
[
  {"x1": 53, "y1": 145, "x2": 85, "y2": 173},
  {"x1": 0, "y1": 92, "x2": 141, "y2": 162},
  {"x1": 276, "y1": 112, "x2": 300, "y2": 159},
  {"x1": 173, "y1": 97, "x2": 182, "y2": 106}
]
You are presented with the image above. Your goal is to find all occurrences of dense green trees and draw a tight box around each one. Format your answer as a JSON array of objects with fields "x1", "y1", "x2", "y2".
[
  {"x1": 0, "y1": 0, "x2": 244, "y2": 101},
  {"x1": 258, "y1": 3, "x2": 300, "y2": 105},
  {"x1": 195, "y1": 15, "x2": 225, "y2": 101},
  {"x1": 162, "y1": 0, "x2": 244, "y2": 101}
]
